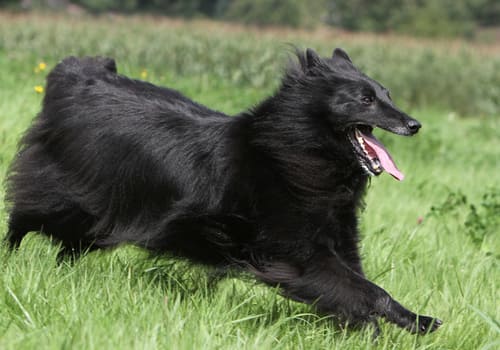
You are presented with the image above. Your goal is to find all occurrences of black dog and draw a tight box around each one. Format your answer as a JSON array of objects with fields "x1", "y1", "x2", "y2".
[{"x1": 5, "y1": 48, "x2": 441, "y2": 334}]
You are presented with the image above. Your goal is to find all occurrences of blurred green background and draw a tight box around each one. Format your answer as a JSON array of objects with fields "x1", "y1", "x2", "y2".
[{"x1": 2, "y1": 0, "x2": 500, "y2": 38}]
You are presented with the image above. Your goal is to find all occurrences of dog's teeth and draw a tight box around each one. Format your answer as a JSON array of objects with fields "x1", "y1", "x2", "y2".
[
  {"x1": 371, "y1": 159, "x2": 381, "y2": 170},
  {"x1": 359, "y1": 138, "x2": 367, "y2": 153},
  {"x1": 355, "y1": 131, "x2": 367, "y2": 153}
]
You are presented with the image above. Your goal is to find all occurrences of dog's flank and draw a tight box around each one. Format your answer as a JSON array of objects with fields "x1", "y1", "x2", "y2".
[{"x1": 5, "y1": 49, "x2": 440, "y2": 334}]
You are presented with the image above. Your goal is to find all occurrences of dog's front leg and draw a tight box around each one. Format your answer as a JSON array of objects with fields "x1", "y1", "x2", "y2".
[{"x1": 254, "y1": 249, "x2": 441, "y2": 334}]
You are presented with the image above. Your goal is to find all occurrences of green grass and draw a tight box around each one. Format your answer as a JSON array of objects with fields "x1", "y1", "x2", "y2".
[
  {"x1": 1, "y1": 12, "x2": 500, "y2": 115},
  {"x1": 1, "y1": 12, "x2": 499, "y2": 350}
]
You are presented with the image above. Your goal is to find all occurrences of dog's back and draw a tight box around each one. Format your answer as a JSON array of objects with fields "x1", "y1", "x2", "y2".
[{"x1": 6, "y1": 57, "x2": 244, "y2": 258}]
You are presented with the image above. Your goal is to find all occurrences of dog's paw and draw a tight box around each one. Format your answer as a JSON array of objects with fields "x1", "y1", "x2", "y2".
[{"x1": 410, "y1": 315, "x2": 442, "y2": 334}]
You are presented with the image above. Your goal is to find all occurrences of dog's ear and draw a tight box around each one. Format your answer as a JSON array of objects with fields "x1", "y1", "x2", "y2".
[
  {"x1": 332, "y1": 48, "x2": 352, "y2": 63},
  {"x1": 305, "y1": 48, "x2": 322, "y2": 69}
]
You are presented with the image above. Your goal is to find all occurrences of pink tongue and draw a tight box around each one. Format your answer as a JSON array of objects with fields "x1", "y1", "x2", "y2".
[{"x1": 361, "y1": 132, "x2": 405, "y2": 181}]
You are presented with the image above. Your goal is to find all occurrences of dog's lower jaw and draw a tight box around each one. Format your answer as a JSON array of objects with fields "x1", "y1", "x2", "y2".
[{"x1": 360, "y1": 162, "x2": 377, "y2": 177}]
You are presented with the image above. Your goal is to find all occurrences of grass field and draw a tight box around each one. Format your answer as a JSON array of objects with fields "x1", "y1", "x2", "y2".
[{"x1": 0, "y1": 12, "x2": 499, "y2": 350}]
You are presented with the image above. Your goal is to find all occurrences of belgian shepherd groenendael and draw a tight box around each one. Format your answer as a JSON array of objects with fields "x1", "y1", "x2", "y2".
[{"x1": 5, "y1": 48, "x2": 441, "y2": 334}]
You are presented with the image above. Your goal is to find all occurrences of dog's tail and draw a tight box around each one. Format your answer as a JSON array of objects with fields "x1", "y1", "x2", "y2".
[
  {"x1": 51, "y1": 56, "x2": 116, "y2": 77},
  {"x1": 43, "y1": 56, "x2": 117, "y2": 102}
]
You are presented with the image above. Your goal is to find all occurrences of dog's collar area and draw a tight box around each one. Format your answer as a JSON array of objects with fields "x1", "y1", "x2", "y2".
[{"x1": 347, "y1": 126, "x2": 404, "y2": 181}]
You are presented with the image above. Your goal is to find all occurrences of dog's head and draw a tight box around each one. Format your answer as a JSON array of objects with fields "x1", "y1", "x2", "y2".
[{"x1": 287, "y1": 48, "x2": 421, "y2": 181}]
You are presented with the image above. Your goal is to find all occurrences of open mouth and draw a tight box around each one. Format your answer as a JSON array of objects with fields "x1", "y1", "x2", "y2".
[{"x1": 348, "y1": 126, "x2": 404, "y2": 181}]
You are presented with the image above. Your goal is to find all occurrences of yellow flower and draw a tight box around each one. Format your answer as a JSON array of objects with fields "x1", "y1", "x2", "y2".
[
  {"x1": 140, "y1": 69, "x2": 148, "y2": 79},
  {"x1": 34, "y1": 85, "x2": 44, "y2": 94},
  {"x1": 34, "y1": 62, "x2": 47, "y2": 74}
]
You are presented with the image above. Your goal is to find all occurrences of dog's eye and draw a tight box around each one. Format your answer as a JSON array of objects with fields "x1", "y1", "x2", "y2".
[{"x1": 361, "y1": 96, "x2": 374, "y2": 104}]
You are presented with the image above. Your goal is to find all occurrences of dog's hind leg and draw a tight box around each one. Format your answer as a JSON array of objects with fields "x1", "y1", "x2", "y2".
[
  {"x1": 4, "y1": 210, "x2": 42, "y2": 249},
  {"x1": 6, "y1": 204, "x2": 97, "y2": 261},
  {"x1": 45, "y1": 209, "x2": 97, "y2": 261},
  {"x1": 5, "y1": 228, "x2": 29, "y2": 249}
]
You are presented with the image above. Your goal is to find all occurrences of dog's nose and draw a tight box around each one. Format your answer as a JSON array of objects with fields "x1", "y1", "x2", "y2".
[{"x1": 407, "y1": 120, "x2": 421, "y2": 133}]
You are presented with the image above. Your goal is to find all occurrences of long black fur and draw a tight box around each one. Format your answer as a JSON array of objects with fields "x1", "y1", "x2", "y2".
[{"x1": 5, "y1": 48, "x2": 441, "y2": 334}]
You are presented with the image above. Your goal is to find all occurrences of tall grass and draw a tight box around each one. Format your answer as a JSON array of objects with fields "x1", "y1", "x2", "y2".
[
  {"x1": 0, "y1": 12, "x2": 499, "y2": 350},
  {"x1": 0, "y1": 12, "x2": 499, "y2": 115}
]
